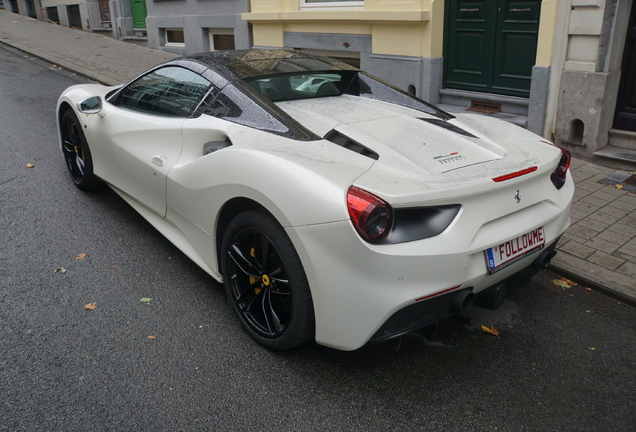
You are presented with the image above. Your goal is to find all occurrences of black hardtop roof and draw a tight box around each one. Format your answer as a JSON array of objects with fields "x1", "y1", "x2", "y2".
[{"x1": 178, "y1": 49, "x2": 359, "y2": 81}]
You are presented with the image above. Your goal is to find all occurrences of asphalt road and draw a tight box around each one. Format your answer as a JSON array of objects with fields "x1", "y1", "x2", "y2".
[{"x1": 1, "y1": 45, "x2": 635, "y2": 431}]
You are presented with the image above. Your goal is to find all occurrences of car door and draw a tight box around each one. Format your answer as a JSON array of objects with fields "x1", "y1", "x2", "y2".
[{"x1": 88, "y1": 66, "x2": 212, "y2": 216}]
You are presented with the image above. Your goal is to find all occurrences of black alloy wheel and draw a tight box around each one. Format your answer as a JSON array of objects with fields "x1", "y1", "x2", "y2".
[
  {"x1": 222, "y1": 210, "x2": 314, "y2": 350},
  {"x1": 61, "y1": 108, "x2": 99, "y2": 190}
]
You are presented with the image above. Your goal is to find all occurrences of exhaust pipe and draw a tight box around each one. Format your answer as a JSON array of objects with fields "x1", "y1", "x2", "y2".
[
  {"x1": 532, "y1": 249, "x2": 557, "y2": 270},
  {"x1": 451, "y1": 289, "x2": 475, "y2": 313}
]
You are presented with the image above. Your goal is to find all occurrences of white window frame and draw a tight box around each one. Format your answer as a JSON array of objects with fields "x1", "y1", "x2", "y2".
[
  {"x1": 300, "y1": 0, "x2": 363, "y2": 9},
  {"x1": 164, "y1": 28, "x2": 185, "y2": 47},
  {"x1": 208, "y1": 28, "x2": 235, "y2": 51}
]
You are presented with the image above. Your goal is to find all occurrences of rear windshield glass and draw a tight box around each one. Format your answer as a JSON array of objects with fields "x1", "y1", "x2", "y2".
[
  {"x1": 244, "y1": 71, "x2": 448, "y2": 118},
  {"x1": 245, "y1": 72, "x2": 355, "y2": 102}
]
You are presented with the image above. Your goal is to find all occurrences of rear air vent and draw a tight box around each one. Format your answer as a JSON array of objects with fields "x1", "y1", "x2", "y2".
[
  {"x1": 324, "y1": 130, "x2": 379, "y2": 160},
  {"x1": 418, "y1": 118, "x2": 478, "y2": 138}
]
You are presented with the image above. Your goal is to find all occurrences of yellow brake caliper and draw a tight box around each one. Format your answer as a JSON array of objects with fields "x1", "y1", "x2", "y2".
[{"x1": 250, "y1": 247, "x2": 262, "y2": 295}]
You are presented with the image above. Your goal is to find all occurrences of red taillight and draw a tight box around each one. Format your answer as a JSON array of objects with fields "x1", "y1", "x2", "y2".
[
  {"x1": 347, "y1": 186, "x2": 393, "y2": 242},
  {"x1": 492, "y1": 166, "x2": 538, "y2": 182},
  {"x1": 551, "y1": 148, "x2": 571, "y2": 189}
]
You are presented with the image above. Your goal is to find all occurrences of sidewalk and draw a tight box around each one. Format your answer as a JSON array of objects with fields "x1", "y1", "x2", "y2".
[
  {"x1": 1, "y1": 9, "x2": 635, "y2": 306},
  {"x1": 0, "y1": 10, "x2": 178, "y2": 85}
]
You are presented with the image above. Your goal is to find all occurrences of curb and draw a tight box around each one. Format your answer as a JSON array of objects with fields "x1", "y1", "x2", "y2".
[
  {"x1": 0, "y1": 37, "x2": 120, "y2": 85},
  {"x1": 549, "y1": 261, "x2": 636, "y2": 308}
]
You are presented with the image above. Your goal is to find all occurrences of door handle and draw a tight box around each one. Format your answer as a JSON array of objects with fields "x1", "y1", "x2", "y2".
[
  {"x1": 510, "y1": 8, "x2": 531, "y2": 12},
  {"x1": 460, "y1": 8, "x2": 479, "y2": 12},
  {"x1": 152, "y1": 156, "x2": 164, "y2": 167}
]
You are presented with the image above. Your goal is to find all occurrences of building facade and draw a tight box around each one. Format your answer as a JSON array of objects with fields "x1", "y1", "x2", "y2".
[
  {"x1": 553, "y1": 0, "x2": 636, "y2": 166},
  {"x1": 144, "y1": 0, "x2": 252, "y2": 55},
  {"x1": 244, "y1": 0, "x2": 636, "y2": 167},
  {"x1": 5, "y1": 0, "x2": 634, "y2": 166}
]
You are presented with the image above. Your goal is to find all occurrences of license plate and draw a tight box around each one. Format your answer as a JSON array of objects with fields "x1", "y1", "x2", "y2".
[{"x1": 485, "y1": 227, "x2": 545, "y2": 275}]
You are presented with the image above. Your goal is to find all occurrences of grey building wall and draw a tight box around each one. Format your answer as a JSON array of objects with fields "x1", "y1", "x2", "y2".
[
  {"x1": 110, "y1": 0, "x2": 133, "y2": 39},
  {"x1": 145, "y1": 0, "x2": 251, "y2": 55},
  {"x1": 527, "y1": 65, "x2": 551, "y2": 135},
  {"x1": 79, "y1": 0, "x2": 102, "y2": 31},
  {"x1": 554, "y1": 0, "x2": 633, "y2": 158}
]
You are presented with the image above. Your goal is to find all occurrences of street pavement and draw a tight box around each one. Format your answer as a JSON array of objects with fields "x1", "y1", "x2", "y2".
[{"x1": 1, "y1": 9, "x2": 635, "y2": 305}]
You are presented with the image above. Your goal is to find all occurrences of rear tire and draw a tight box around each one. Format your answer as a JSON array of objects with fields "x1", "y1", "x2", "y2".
[
  {"x1": 221, "y1": 210, "x2": 315, "y2": 350},
  {"x1": 60, "y1": 108, "x2": 100, "y2": 190}
]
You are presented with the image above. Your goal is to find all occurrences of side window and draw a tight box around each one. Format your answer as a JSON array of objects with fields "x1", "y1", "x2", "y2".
[
  {"x1": 196, "y1": 84, "x2": 290, "y2": 134},
  {"x1": 196, "y1": 85, "x2": 241, "y2": 118},
  {"x1": 113, "y1": 66, "x2": 211, "y2": 117}
]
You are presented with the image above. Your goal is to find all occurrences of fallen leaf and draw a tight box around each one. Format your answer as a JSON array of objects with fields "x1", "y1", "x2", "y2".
[
  {"x1": 84, "y1": 302, "x2": 97, "y2": 310},
  {"x1": 76, "y1": 253, "x2": 86, "y2": 260},
  {"x1": 616, "y1": 184, "x2": 623, "y2": 189},
  {"x1": 26, "y1": 163, "x2": 34, "y2": 168},
  {"x1": 588, "y1": 347, "x2": 596, "y2": 350},
  {"x1": 481, "y1": 324, "x2": 501, "y2": 339},
  {"x1": 147, "y1": 335, "x2": 156, "y2": 339},
  {"x1": 562, "y1": 278, "x2": 577, "y2": 286},
  {"x1": 53, "y1": 266, "x2": 67, "y2": 273},
  {"x1": 168, "y1": 387, "x2": 174, "y2": 391},
  {"x1": 552, "y1": 278, "x2": 571, "y2": 289},
  {"x1": 140, "y1": 297, "x2": 153, "y2": 305}
]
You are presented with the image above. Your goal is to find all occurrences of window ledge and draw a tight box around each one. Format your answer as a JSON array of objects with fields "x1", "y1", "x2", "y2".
[{"x1": 242, "y1": 10, "x2": 430, "y2": 22}]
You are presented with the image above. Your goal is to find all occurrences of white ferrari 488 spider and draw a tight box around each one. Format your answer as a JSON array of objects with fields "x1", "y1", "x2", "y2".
[{"x1": 57, "y1": 50, "x2": 573, "y2": 351}]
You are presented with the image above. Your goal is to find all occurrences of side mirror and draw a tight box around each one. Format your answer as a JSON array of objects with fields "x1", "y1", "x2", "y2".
[{"x1": 77, "y1": 96, "x2": 104, "y2": 116}]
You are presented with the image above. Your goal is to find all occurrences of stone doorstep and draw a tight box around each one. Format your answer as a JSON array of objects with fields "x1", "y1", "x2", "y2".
[
  {"x1": 436, "y1": 103, "x2": 527, "y2": 129},
  {"x1": 609, "y1": 128, "x2": 636, "y2": 150},
  {"x1": 593, "y1": 146, "x2": 636, "y2": 171},
  {"x1": 438, "y1": 88, "x2": 529, "y2": 116}
]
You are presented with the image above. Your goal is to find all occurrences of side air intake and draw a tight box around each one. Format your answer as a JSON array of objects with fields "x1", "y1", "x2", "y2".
[{"x1": 324, "y1": 130, "x2": 379, "y2": 160}]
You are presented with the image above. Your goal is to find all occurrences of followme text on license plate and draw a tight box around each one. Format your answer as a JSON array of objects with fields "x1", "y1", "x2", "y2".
[{"x1": 485, "y1": 226, "x2": 545, "y2": 275}]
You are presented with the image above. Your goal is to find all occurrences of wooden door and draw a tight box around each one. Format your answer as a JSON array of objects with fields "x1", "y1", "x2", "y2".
[
  {"x1": 613, "y1": 1, "x2": 636, "y2": 132},
  {"x1": 444, "y1": 0, "x2": 541, "y2": 98},
  {"x1": 99, "y1": 0, "x2": 111, "y2": 22},
  {"x1": 131, "y1": 0, "x2": 147, "y2": 29}
]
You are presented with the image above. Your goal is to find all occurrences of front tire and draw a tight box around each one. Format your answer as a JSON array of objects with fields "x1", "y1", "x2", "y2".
[
  {"x1": 60, "y1": 108, "x2": 100, "y2": 190},
  {"x1": 221, "y1": 210, "x2": 315, "y2": 350}
]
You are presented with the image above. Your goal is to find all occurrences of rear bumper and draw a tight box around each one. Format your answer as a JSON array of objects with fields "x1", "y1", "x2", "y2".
[
  {"x1": 287, "y1": 202, "x2": 570, "y2": 351},
  {"x1": 365, "y1": 238, "x2": 560, "y2": 346}
]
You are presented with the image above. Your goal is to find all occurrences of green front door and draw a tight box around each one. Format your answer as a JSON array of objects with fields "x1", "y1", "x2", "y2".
[
  {"x1": 131, "y1": 0, "x2": 147, "y2": 29},
  {"x1": 443, "y1": 0, "x2": 541, "y2": 98}
]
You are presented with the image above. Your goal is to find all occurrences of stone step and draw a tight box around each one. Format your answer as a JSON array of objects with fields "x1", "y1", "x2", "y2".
[
  {"x1": 593, "y1": 146, "x2": 636, "y2": 171},
  {"x1": 609, "y1": 128, "x2": 636, "y2": 150},
  {"x1": 439, "y1": 88, "x2": 529, "y2": 116},
  {"x1": 436, "y1": 103, "x2": 528, "y2": 129}
]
